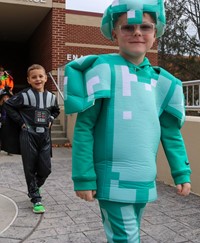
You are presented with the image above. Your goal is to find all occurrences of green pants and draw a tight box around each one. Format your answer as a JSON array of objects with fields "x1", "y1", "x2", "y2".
[{"x1": 99, "y1": 200, "x2": 146, "y2": 243}]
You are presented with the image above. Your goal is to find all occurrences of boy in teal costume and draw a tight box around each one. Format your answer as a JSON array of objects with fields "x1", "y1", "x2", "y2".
[{"x1": 64, "y1": 0, "x2": 191, "y2": 242}]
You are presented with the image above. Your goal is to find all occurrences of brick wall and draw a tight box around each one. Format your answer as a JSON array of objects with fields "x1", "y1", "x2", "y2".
[
  {"x1": 52, "y1": 7, "x2": 66, "y2": 69},
  {"x1": 66, "y1": 24, "x2": 118, "y2": 47},
  {"x1": 49, "y1": 4, "x2": 66, "y2": 91},
  {"x1": 146, "y1": 52, "x2": 158, "y2": 66}
]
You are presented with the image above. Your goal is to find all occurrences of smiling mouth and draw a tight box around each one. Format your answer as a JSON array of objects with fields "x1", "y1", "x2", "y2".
[{"x1": 130, "y1": 42, "x2": 145, "y2": 44}]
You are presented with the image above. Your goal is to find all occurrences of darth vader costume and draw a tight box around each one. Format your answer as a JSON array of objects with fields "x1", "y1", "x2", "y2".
[{"x1": 4, "y1": 87, "x2": 60, "y2": 203}]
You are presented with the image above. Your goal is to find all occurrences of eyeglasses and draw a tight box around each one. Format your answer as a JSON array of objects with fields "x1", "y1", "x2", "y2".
[{"x1": 118, "y1": 23, "x2": 155, "y2": 36}]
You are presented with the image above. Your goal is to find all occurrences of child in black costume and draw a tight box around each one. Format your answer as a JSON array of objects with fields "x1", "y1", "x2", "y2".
[
  {"x1": 4, "y1": 64, "x2": 60, "y2": 213},
  {"x1": 0, "y1": 86, "x2": 13, "y2": 153}
]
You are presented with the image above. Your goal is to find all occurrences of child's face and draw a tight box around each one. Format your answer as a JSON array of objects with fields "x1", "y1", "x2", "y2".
[
  {"x1": 112, "y1": 13, "x2": 156, "y2": 64},
  {"x1": 0, "y1": 70, "x2": 4, "y2": 78},
  {"x1": 27, "y1": 68, "x2": 47, "y2": 92},
  {"x1": 0, "y1": 95, "x2": 10, "y2": 105}
]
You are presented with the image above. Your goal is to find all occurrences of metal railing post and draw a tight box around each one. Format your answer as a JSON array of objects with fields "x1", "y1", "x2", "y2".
[
  {"x1": 182, "y1": 80, "x2": 200, "y2": 112},
  {"x1": 48, "y1": 72, "x2": 64, "y2": 101}
]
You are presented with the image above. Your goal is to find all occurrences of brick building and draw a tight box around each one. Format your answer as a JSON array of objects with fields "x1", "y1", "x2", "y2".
[
  {"x1": 0, "y1": 0, "x2": 158, "y2": 94},
  {"x1": 0, "y1": 0, "x2": 65, "y2": 93}
]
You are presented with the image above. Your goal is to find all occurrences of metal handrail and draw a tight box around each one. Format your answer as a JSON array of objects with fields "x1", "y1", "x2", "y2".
[
  {"x1": 182, "y1": 80, "x2": 200, "y2": 111},
  {"x1": 48, "y1": 72, "x2": 64, "y2": 100},
  {"x1": 48, "y1": 70, "x2": 67, "y2": 133},
  {"x1": 182, "y1": 80, "x2": 200, "y2": 85}
]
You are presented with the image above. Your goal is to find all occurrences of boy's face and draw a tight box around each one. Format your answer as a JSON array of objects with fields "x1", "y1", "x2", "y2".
[
  {"x1": 0, "y1": 70, "x2": 4, "y2": 78},
  {"x1": 112, "y1": 13, "x2": 156, "y2": 64},
  {"x1": 0, "y1": 95, "x2": 10, "y2": 105},
  {"x1": 27, "y1": 68, "x2": 47, "y2": 92}
]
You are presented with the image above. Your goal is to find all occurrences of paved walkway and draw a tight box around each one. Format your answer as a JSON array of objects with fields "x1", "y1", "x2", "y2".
[{"x1": 0, "y1": 148, "x2": 200, "y2": 243}]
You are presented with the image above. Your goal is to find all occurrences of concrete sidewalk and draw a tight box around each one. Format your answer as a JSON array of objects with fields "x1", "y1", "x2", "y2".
[{"x1": 0, "y1": 148, "x2": 200, "y2": 243}]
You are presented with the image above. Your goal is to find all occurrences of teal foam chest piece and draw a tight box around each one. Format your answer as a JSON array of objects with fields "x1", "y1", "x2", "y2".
[{"x1": 65, "y1": 54, "x2": 185, "y2": 203}]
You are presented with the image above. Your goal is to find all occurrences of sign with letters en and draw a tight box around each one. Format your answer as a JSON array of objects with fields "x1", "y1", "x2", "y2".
[{"x1": 66, "y1": 54, "x2": 84, "y2": 62}]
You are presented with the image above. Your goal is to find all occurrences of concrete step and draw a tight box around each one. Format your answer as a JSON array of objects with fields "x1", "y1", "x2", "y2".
[
  {"x1": 51, "y1": 137, "x2": 69, "y2": 145},
  {"x1": 51, "y1": 124, "x2": 63, "y2": 131},
  {"x1": 51, "y1": 118, "x2": 68, "y2": 145},
  {"x1": 51, "y1": 130, "x2": 66, "y2": 138},
  {"x1": 52, "y1": 119, "x2": 60, "y2": 125}
]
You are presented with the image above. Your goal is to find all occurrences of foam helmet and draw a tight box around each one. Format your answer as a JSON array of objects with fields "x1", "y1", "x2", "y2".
[{"x1": 101, "y1": 0, "x2": 166, "y2": 40}]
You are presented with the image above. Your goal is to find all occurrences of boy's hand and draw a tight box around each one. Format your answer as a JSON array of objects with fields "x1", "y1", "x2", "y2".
[
  {"x1": 21, "y1": 124, "x2": 26, "y2": 129},
  {"x1": 76, "y1": 190, "x2": 96, "y2": 202},
  {"x1": 176, "y1": 183, "x2": 191, "y2": 196}
]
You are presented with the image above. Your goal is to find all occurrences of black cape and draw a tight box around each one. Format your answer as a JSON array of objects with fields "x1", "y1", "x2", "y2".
[{"x1": 1, "y1": 115, "x2": 21, "y2": 154}]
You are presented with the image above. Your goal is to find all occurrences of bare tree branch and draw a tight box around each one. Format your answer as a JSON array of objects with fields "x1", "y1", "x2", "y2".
[{"x1": 158, "y1": 0, "x2": 200, "y2": 80}]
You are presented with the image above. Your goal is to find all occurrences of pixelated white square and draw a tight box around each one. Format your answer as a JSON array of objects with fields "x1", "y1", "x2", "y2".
[
  {"x1": 145, "y1": 83, "x2": 152, "y2": 91},
  {"x1": 127, "y1": 10, "x2": 136, "y2": 19},
  {"x1": 123, "y1": 111, "x2": 132, "y2": 120},
  {"x1": 87, "y1": 76, "x2": 100, "y2": 96},
  {"x1": 151, "y1": 79, "x2": 157, "y2": 87},
  {"x1": 112, "y1": 0, "x2": 119, "y2": 7}
]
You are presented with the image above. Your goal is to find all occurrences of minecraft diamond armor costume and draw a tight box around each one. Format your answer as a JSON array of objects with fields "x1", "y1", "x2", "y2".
[
  {"x1": 64, "y1": 53, "x2": 190, "y2": 202},
  {"x1": 64, "y1": 0, "x2": 191, "y2": 242}
]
